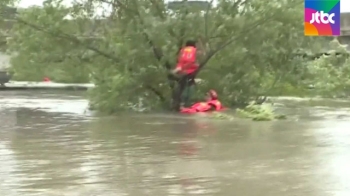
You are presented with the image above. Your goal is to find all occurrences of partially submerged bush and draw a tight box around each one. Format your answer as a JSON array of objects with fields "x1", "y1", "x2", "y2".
[{"x1": 236, "y1": 102, "x2": 286, "y2": 121}]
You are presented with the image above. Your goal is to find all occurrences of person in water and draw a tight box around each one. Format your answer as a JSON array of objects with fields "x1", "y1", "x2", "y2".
[
  {"x1": 171, "y1": 40, "x2": 199, "y2": 106},
  {"x1": 180, "y1": 90, "x2": 223, "y2": 113}
]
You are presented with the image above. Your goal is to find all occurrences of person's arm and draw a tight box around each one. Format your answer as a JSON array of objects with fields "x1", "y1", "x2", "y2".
[
  {"x1": 171, "y1": 66, "x2": 182, "y2": 74},
  {"x1": 181, "y1": 61, "x2": 198, "y2": 69}
]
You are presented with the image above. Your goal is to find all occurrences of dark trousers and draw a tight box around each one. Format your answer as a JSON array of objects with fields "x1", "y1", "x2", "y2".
[
  {"x1": 169, "y1": 72, "x2": 196, "y2": 108},
  {"x1": 179, "y1": 73, "x2": 195, "y2": 90},
  {"x1": 177, "y1": 73, "x2": 195, "y2": 106}
]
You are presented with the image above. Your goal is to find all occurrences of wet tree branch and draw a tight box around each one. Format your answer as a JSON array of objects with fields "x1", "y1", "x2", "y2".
[
  {"x1": 15, "y1": 17, "x2": 120, "y2": 63},
  {"x1": 149, "y1": 0, "x2": 187, "y2": 61},
  {"x1": 98, "y1": 0, "x2": 138, "y2": 15},
  {"x1": 146, "y1": 85, "x2": 166, "y2": 102},
  {"x1": 149, "y1": 0, "x2": 166, "y2": 19},
  {"x1": 134, "y1": 6, "x2": 170, "y2": 69},
  {"x1": 195, "y1": 1, "x2": 304, "y2": 74},
  {"x1": 102, "y1": 0, "x2": 169, "y2": 100},
  {"x1": 176, "y1": 8, "x2": 189, "y2": 55},
  {"x1": 106, "y1": 0, "x2": 171, "y2": 69},
  {"x1": 204, "y1": 0, "x2": 214, "y2": 39}
]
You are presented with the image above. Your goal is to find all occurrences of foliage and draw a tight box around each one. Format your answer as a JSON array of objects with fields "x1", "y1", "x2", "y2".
[
  {"x1": 236, "y1": 102, "x2": 286, "y2": 121},
  {"x1": 4, "y1": 0, "x2": 346, "y2": 113},
  {"x1": 0, "y1": 0, "x2": 17, "y2": 53},
  {"x1": 7, "y1": 5, "x2": 91, "y2": 82},
  {"x1": 302, "y1": 39, "x2": 350, "y2": 98}
]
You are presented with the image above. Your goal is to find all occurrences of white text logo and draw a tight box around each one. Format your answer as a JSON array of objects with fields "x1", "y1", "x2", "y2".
[{"x1": 310, "y1": 11, "x2": 335, "y2": 24}]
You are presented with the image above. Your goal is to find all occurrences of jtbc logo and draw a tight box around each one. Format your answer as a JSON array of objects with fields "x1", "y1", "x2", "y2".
[{"x1": 310, "y1": 11, "x2": 335, "y2": 24}]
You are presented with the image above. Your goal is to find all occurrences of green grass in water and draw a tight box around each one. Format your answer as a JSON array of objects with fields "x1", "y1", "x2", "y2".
[{"x1": 236, "y1": 102, "x2": 287, "y2": 121}]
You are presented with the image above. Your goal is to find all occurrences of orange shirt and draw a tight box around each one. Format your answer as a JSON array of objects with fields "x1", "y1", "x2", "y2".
[{"x1": 176, "y1": 46, "x2": 198, "y2": 74}]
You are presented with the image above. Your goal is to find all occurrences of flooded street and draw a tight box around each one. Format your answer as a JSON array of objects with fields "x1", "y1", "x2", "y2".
[{"x1": 1, "y1": 91, "x2": 350, "y2": 196}]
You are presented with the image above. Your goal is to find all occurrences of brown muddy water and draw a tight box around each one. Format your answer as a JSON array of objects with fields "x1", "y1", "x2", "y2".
[{"x1": 1, "y1": 91, "x2": 350, "y2": 196}]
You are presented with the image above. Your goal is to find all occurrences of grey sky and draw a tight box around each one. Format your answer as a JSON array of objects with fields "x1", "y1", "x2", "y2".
[{"x1": 16, "y1": 0, "x2": 350, "y2": 12}]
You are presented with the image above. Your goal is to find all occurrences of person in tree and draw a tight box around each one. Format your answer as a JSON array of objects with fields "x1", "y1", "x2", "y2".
[{"x1": 171, "y1": 40, "x2": 199, "y2": 107}]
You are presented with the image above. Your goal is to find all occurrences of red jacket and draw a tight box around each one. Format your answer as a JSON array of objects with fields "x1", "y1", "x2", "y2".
[
  {"x1": 176, "y1": 46, "x2": 198, "y2": 74},
  {"x1": 180, "y1": 99, "x2": 223, "y2": 113}
]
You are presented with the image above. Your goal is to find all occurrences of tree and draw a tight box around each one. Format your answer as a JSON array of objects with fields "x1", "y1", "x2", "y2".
[
  {"x1": 7, "y1": 5, "x2": 92, "y2": 82},
  {"x1": 303, "y1": 39, "x2": 350, "y2": 97},
  {"x1": 0, "y1": 2, "x2": 17, "y2": 52},
  {"x1": 7, "y1": 0, "x2": 329, "y2": 112}
]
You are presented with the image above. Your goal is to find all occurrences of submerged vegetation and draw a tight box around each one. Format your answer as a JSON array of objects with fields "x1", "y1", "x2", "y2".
[
  {"x1": 1, "y1": 0, "x2": 350, "y2": 120},
  {"x1": 237, "y1": 102, "x2": 286, "y2": 121}
]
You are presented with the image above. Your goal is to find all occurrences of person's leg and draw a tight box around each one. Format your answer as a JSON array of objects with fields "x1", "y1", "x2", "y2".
[
  {"x1": 181, "y1": 83, "x2": 191, "y2": 106},
  {"x1": 168, "y1": 72, "x2": 188, "y2": 110},
  {"x1": 181, "y1": 74, "x2": 196, "y2": 107},
  {"x1": 178, "y1": 75, "x2": 188, "y2": 107},
  {"x1": 170, "y1": 72, "x2": 195, "y2": 109}
]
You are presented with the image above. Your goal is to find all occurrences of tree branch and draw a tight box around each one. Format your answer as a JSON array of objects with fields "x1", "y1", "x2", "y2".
[
  {"x1": 195, "y1": 1, "x2": 304, "y2": 74},
  {"x1": 98, "y1": 0, "x2": 138, "y2": 15},
  {"x1": 149, "y1": 0, "x2": 183, "y2": 57},
  {"x1": 146, "y1": 85, "x2": 166, "y2": 102},
  {"x1": 100, "y1": 0, "x2": 172, "y2": 70},
  {"x1": 149, "y1": 0, "x2": 166, "y2": 19},
  {"x1": 204, "y1": 0, "x2": 214, "y2": 39},
  {"x1": 15, "y1": 17, "x2": 120, "y2": 63},
  {"x1": 133, "y1": 1, "x2": 172, "y2": 70}
]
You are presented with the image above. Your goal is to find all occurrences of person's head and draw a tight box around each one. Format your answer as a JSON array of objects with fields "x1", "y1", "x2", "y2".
[
  {"x1": 185, "y1": 40, "x2": 196, "y2": 47},
  {"x1": 206, "y1": 90, "x2": 218, "y2": 101}
]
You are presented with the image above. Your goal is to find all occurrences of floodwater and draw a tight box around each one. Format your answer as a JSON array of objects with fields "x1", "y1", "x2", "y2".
[{"x1": 1, "y1": 91, "x2": 350, "y2": 196}]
